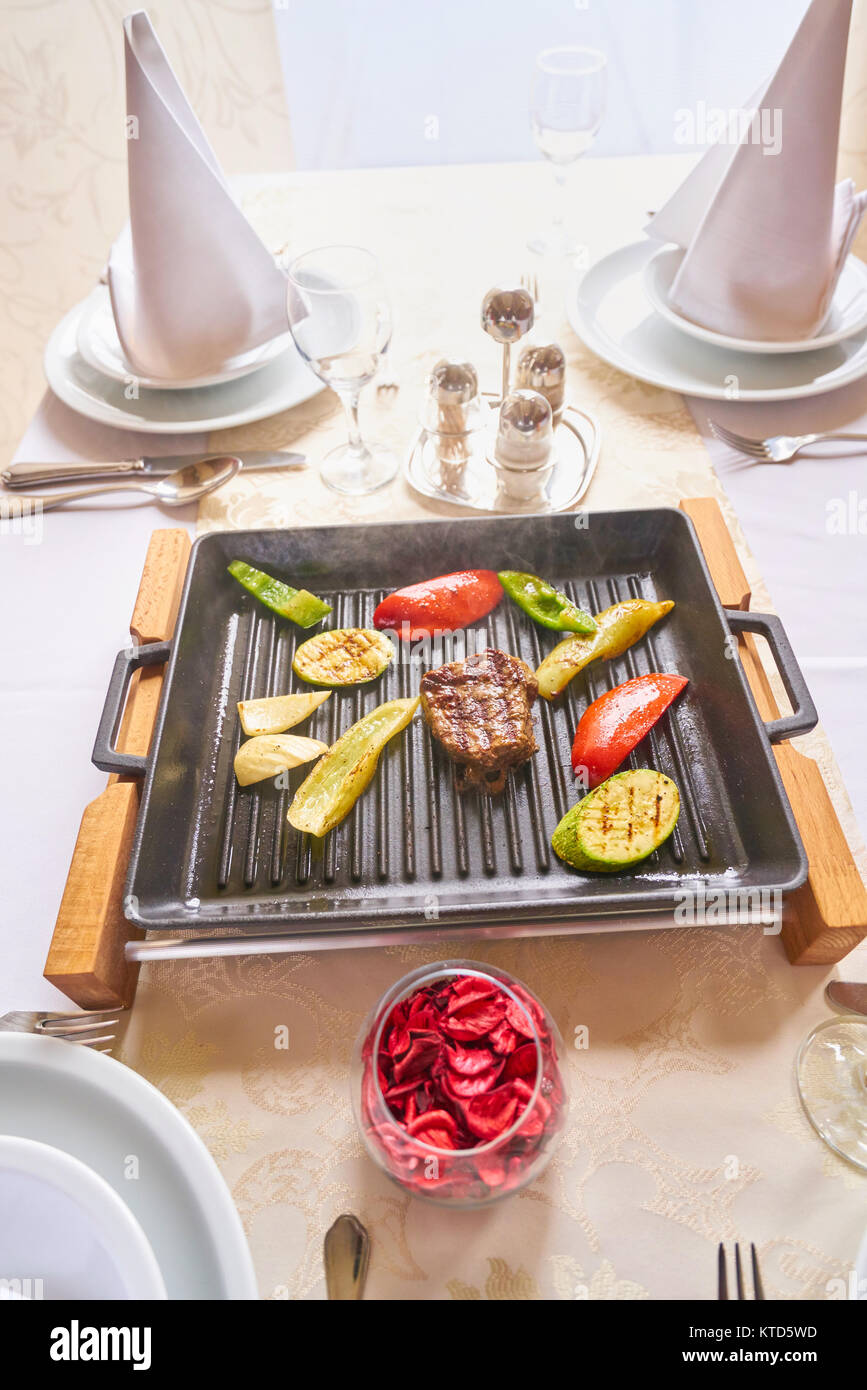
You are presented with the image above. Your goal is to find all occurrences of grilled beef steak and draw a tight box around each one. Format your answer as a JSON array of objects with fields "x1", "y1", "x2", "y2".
[{"x1": 420, "y1": 647, "x2": 538, "y2": 793}]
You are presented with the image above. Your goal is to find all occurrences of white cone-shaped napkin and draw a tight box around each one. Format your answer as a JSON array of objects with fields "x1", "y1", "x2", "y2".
[
  {"x1": 646, "y1": 0, "x2": 867, "y2": 342},
  {"x1": 107, "y1": 10, "x2": 291, "y2": 382}
]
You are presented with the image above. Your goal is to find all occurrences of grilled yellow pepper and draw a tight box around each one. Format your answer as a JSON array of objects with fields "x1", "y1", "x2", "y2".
[
  {"x1": 535, "y1": 599, "x2": 674, "y2": 699},
  {"x1": 288, "y1": 697, "x2": 419, "y2": 836}
]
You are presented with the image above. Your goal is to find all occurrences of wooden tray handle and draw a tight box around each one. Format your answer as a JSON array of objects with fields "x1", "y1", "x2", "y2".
[
  {"x1": 681, "y1": 498, "x2": 867, "y2": 964},
  {"x1": 43, "y1": 529, "x2": 191, "y2": 1007}
]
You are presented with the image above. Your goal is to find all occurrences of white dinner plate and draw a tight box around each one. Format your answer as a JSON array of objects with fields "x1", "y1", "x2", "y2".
[
  {"x1": 45, "y1": 293, "x2": 323, "y2": 434},
  {"x1": 76, "y1": 286, "x2": 293, "y2": 390},
  {"x1": 567, "y1": 240, "x2": 867, "y2": 402},
  {"x1": 0, "y1": 1034, "x2": 257, "y2": 1300},
  {"x1": 0, "y1": 1135, "x2": 166, "y2": 1300},
  {"x1": 643, "y1": 245, "x2": 867, "y2": 354}
]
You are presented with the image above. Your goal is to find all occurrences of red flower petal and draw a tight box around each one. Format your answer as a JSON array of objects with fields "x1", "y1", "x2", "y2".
[
  {"x1": 407, "y1": 1108, "x2": 458, "y2": 1137},
  {"x1": 503, "y1": 1043, "x2": 538, "y2": 1080},
  {"x1": 505, "y1": 999, "x2": 536, "y2": 1038},
  {"x1": 464, "y1": 1086, "x2": 521, "y2": 1141},
  {"x1": 441, "y1": 998, "x2": 506, "y2": 1040},
  {"x1": 393, "y1": 1030, "x2": 441, "y2": 1083},
  {"x1": 442, "y1": 1061, "x2": 504, "y2": 1100},
  {"x1": 489, "y1": 1020, "x2": 519, "y2": 1054},
  {"x1": 446, "y1": 981, "x2": 498, "y2": 1014},
  {"x1": 446, "y1": 1043, "x2": 496, "y2": 1076}
]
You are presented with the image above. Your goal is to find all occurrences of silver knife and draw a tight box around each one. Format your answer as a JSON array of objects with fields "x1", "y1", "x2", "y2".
[{"x1": 2, "y1": 451, "x2": 306, "y2": 489}]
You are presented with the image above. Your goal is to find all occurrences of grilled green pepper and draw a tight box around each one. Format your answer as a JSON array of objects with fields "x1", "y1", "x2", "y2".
[
  {"x1": 536, "y1": 598, "x2": 674, "y2": 699},
  {"x1": 228, "y1": 561, "x2": 331, "y2": 628},
  {"x1": 288, "y1": 697, "x2": 420, "y2": 836},
  {"x1": 498, "y1": 570, "x2": 596, "y2": 634}
]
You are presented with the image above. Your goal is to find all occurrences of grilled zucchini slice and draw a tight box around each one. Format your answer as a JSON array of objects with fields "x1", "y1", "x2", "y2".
[
  {"x1": 237, "y1": 690, "x2": 331, "y2": 736},
  {"x1": 552, "y1": 768, "x2": 680, "y2": 872},
  {"x1": 292, "y1": 628, "x2": 395, "y2": 686}
]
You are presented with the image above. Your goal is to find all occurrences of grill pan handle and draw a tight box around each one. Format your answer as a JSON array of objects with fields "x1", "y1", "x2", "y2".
[
  {"x1": 91, "y1": 640, "x2": 172, "y2": 775},
  {"x1": 723, "y1": 609, "x2": 818, "y2": 743}
]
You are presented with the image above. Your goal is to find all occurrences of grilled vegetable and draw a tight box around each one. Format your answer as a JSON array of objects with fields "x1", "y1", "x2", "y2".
[
  {"x1": 536, "y1": 599, "x2": 674, "y2": 700},
  {"x1": 373, "y1": 570, "x2": 503, "y2": 640},
  {"x1": 237, "y1": 690, "x2": 331, "y2": 737},
  {"x1": 228, "y1": 561, "x2": 331, "y2": 628},
  {"x1": 288, "y1": 697, "x2": 420, "y2": 836},
  {"x1": 292, "y1": 628, "x2": 395, "y2": 686},
  {"x1": 552, "y1": 769, "x2": 680, "y2": 872},
  {"x1": 498, "y1": 570, "x2": 596, "y2": 634},
  {"x1": 571, "y1": 673, "x2": 688, "y2": 787},
  {"x1": 234, "y1": 734, "x2": 328, "y2": 787}
]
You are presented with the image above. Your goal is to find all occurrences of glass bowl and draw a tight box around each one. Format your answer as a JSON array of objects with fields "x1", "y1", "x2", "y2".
[{"x1": 351, "y1": 960, "x2": 567, "y2": 1208}]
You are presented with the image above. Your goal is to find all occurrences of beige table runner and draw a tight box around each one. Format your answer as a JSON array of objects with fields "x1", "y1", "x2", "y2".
[{"x1": 121, "y1": 158, "x2": 867, "y2": 1300}]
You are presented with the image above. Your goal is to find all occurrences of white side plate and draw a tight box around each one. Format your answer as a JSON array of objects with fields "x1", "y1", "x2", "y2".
[
  {"x1": 45, "y1": 294, "x2": 322, "y2": 434},
  {"x1": 76, "y1": 286, "x2": 293, "y2": 390},
  {"x1": 0, "y1": 1135, "x2": 166, "y2": 1300},
  {"x1": 0, "y1": 1034, "x2": 257, "y2": 1300},
  {"x1": 643, "y1": 246, "x2": 867, "y2": 355},
  {"x1": 567, "y1": 241, "x2": 867, "y2": 403}
]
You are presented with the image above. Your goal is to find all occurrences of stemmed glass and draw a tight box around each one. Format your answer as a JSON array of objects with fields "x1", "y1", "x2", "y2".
[
  {"x1": 286, "y1": 245, "x2": 399, "y2": 495},
  {"x1": 529, "y1": 46, "x2": 607, "y2": 260},
  {"x1": 796, "y1": 1003, "x2": 867, "y2": 1171}
]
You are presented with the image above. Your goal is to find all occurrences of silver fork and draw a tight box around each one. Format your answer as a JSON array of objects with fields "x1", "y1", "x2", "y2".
[
  {"x1": 718, "y1": 1241, "x2": 764, "y2": 1299},
  {"x1": 709, "y1": 419, "x2": 867, "y2": 462},
  {"x1": 520, "y1": 269, "x2": 540, "y2": 309},
  {"x1": 0, "y1": 1009, "x2": 124, "y2": 1055},
  {"x1": 376, "y1": 345, "x2": 399, "y2": 398}
]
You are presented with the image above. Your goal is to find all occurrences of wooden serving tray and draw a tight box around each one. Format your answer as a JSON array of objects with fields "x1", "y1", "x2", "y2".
[{"x1": 43, "y1": 503, "x2": 867, "y2": 1007}]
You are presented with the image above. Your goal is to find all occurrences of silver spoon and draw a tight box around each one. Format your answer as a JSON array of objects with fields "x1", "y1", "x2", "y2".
[
  {"x1": 825, "y1": 982, "x2": 867, "y2": 1017},
  {"x1": 481, "y1": 286, "x2": 535, "y2": 402},
  {"x1": 5, "y1": 455, "x2": 241, "y2": 512},
  {"x1": 323, "y1": 1213, "x2": 370, "y2": 1300}
]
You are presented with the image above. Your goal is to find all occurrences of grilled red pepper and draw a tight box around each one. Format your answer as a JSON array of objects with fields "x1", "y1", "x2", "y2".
[
  {"x1": 373, "y1": 570, "x2": 503, "y2": 640},
  {"x1": 571, "y1": 673, "x2": 688, "y2": 787}
]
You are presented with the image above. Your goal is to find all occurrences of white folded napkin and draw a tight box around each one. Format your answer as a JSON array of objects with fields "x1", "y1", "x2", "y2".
[
  {"x1": 646, "y1": 0, "x2": 867, "y2": 343},
  {"x1": 107, "y1": 10, "x2": 291, "y2": 382}
]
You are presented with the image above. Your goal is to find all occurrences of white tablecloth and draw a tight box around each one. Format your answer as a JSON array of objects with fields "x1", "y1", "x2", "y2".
[{"x1": 2, "y1": 156, "x2": 866, "y2": 1300}]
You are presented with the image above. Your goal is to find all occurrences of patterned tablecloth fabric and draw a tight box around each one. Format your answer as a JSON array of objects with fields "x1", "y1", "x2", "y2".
[{"x1": 119, "y1": 161, "x2": 867, "y2": 1301}]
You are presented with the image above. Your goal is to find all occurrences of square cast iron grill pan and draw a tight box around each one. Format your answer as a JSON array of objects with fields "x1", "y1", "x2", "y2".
[{"x1": 94, "y1": 510, "x2": 816, "y2": 935}]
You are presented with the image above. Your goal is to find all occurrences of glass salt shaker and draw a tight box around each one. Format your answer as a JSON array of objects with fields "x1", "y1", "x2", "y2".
[
  {"x1": 493, "y1": 389, "x2": 555, "y2": 503},
  {"x1": 515, "y1": 343, "x2": 566, "y2": 425}
]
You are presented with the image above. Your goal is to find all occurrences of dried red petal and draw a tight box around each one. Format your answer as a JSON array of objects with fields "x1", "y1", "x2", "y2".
[
  {"x1": 446, "y1": 980, "x2": 498, "y2": 1014},
  {"x1": 441, "y1": 998, "x2": 506, "y2": 1040},
  {"x1": 446, "y1": 1043, "x2": 496, "y2": 1076},
  {"x1": 383, "y1": 1077, "x2": 420, "y2": 1104},
  {"x1": 407, "y1": 1108, "x2": 458, "y2": 1137},
  {"x1": 407, "y1": 1109, "x2": 459, "y2": 1150},
  {"x1": 504, "y1": 1043, "x2": 538, "y2": 1080},
  {"x1": 442, "y1": 1062, "x2": 504, "y2": 1099},
  {"x1": 464, "y1": 1085, "x2": 521, "y2": 1141},
  {"x1": 393, "y1": 1030, "x2": 441, "y2": 1083},
  {"x1": 386, "y1": 1025, "x2": 410, "y2": 1057},
  {"x1": 489, "y1": 1019, "x2": 518, "y2": 1054},
  {"x1": 505, "y1": 999, "x2": 536, "y2": 1038}
]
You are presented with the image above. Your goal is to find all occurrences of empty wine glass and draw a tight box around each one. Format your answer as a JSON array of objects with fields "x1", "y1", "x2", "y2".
[
  {"x1": 796, "y1": 1007, "x2": 867, "y2": 1172},
  {"x1": 286, "y1": 245, "x2": 398, "y2": 495},
  {"x1": 529, "y1": 46, "x2": 607, "y2": 260}
]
